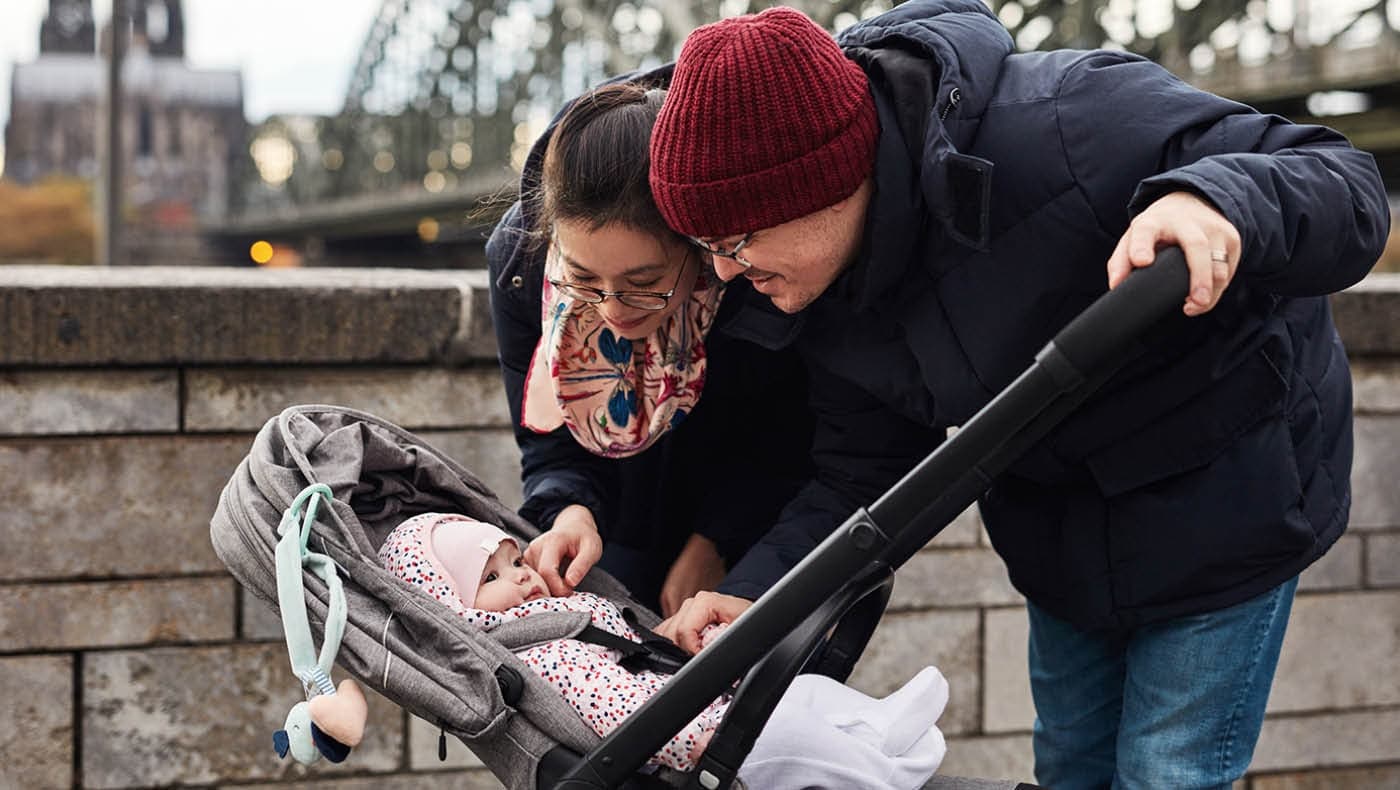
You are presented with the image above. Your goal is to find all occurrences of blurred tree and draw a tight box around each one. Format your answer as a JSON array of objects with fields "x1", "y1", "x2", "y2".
[
  {"x1": 287, "y1": 0, "x2": 1312, "y2": 207},
  {"x1": 0, "y1": 178, "x2": 96, "y2": 265},
  {"x1": 281, "y1": 0, "x2": 914, "y2": 206},
  {"x1": 982, "y1": 0, "x2": 1268, "y2": 61},
  {"x1": 984, "y1": 0, "x2": 1395, "y2": 65}
]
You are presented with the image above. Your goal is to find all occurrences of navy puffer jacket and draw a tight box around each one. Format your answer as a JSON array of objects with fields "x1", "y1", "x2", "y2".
[{"x1": 717, "y1": 0, "x2": 1389, "y2": 630}]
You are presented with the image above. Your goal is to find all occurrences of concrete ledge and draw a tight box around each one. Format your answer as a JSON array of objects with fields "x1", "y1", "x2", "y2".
[
  {"x1": 925, "y1": 504, "x2": 984, "y2": 548},
  {"x1": 0, "y1": 578, "x2": 235, "y2": 651},
  {"x1": 4, "y1": 267, "x2": 1393, "y2": 367},
  {"x1": 1251, "y1": 708, "x2": 1400, "y2": 772},
  {"x1": 1351, "y1": 360, "x2": 1400, "y2": 414},
  {"x1": 419, "y1": 430, "x2": 525, "y2": 511},
  {"x1": 0, "y1": 369, "x2": 179, "y2": 435},
  {"x1": 1369, "y1": 533, "x2": 1400, "y2": 587},
  {"x1": 1351, "y1": 415, "x2": 1400, "y2": 529},
  {"x1": 0, "y1": 266, "x2": 494, "y2": 366},
  {"x1": 83, "y1": 645, "x2": 403, "y2": 787},
  {"x1": 0, "y1": 655, "x2": 73, "y2": 789},
  {"x1": 240, "y1": 586, "x2": 285, "y2": 642},
  {"x1": 1270, "y1": 591, "x2": 1400, "y2": 712},
  {"x1": 849, "y1": 610, "x2": 980, "y2": 735},
  {"x1": 938, "y1": 734, "x2": 1035, "y2": 785},
  {"x1": 891, "y1": 548, "x2": 1024, "y2": 611},
  {"x1": 1333, "y1": 273, "x2": 1400, "y2": 355},
  {"x1": 1251, "y1": 763, "x2": 1400, "y2": 789},
  {"x1": 185, "y1": 367, "x2": 511, "y2": 432},
  {"x1": 983, "y1": 607, "x2": 1035, "y2": 734},
  {"x1": 0, "y1": 436, "x2": 250, "y2": 581}
]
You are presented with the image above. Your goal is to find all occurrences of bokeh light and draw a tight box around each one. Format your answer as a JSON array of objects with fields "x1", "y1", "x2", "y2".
[
  {"x1": 249, "y1": 240, "x2": 275, "y2": 265},
  {"x1": 417, "y1": 217, "x2": 440, "y2": 242}
]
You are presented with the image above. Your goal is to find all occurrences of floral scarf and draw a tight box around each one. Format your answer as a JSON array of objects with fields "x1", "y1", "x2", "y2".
[{"x1": 521, "y1": 257, "x2": 725, "y2": 458}]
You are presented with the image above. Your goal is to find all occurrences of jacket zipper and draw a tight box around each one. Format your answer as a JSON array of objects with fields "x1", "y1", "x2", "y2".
[{"x1": 940, "y1": 87, "x2": 962, "y2": 121}]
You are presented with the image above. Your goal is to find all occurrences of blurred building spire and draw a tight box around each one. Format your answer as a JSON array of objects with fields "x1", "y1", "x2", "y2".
[
  {"x1": 137, "y1": 0, "x2": 186, "y2": 59},
  {"x1": 40, "y1": 0, "x2": 96, "y2": 54},
  {"x1": 96, "y1": 0, "x2": 186, "y2": 59}
]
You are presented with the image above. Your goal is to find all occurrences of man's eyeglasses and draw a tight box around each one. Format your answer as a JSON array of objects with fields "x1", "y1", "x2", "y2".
[
  {"x1": 548, "y1": 249, "x2": 691, "y2": 311},
  {"x1": 686, "y1": 232, "x2": 754, "y2": 269}
]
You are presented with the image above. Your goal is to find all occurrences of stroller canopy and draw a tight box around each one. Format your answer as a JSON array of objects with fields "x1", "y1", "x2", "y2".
[{"x1": 210, "y1": 405, "x2": 652, "y2": 789}]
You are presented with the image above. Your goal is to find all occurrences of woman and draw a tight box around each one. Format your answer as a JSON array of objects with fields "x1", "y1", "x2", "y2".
[{"x1": 485, "y1": 79, "x2": 814, "y2": 615}]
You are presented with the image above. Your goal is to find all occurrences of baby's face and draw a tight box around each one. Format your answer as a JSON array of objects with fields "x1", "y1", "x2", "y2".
[{"x1": 473, "y1": 541, "x2": 548, "y2": 611}]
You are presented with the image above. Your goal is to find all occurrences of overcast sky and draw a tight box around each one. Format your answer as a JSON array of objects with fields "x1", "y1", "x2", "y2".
[{"x1": 0, "y1": 0, "x2": 384, "y2": 129}]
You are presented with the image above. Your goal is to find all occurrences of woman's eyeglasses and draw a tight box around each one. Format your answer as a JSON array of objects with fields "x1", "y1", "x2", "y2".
[
  {"x1": 686, "y1": 232, "x2": 754, "y2": 269},
  {"x1": 548, "y1": 249, "x2": 692, "y2": 311}
]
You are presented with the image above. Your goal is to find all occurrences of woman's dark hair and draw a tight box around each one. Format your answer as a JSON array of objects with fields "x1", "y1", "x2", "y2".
[{"x1": 532, "y1": 82, "x2": 671, "y2": 242}]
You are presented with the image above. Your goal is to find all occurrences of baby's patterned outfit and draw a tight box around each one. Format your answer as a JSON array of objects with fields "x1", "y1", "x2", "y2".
[{"x1": 461, "y1": 591, "x2": 726, "y2": 770}]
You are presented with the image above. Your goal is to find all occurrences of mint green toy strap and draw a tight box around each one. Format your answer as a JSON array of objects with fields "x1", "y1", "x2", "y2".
[{"x1": 275, "y1": 483, "x2": 347, "y2": 700}]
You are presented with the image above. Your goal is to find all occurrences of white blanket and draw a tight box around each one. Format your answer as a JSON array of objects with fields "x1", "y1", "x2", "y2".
[{"x1": 739, "y1": 665, "x2": 949, "y2": 790}]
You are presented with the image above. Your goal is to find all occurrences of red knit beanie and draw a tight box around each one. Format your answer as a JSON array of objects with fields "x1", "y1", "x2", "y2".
[{"x1": 649, "y1": 7, "x2": 878, "y2": 238}]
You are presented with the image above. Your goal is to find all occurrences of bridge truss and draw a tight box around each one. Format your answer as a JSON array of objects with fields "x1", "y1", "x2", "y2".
[{"x1": 225, "y1": 0, "x2": 1398, "y2": 254}]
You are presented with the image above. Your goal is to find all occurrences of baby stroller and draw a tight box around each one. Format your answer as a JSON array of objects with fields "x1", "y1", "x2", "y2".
[{"x1": 210, "y1": 252, "x2": 1189, "y2": 790}]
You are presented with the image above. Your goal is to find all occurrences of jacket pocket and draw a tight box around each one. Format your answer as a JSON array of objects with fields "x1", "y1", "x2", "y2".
[
  {"x1": 1083, "y1": 347, "x2": 1289, "y2": 497},
  {"x1": 1103, "y1": 411, "x2": 1313, "y2": 612}
]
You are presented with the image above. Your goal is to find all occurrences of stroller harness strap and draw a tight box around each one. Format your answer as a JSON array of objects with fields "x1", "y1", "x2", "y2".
[{"x1": 575, "y1": 608, "x2": 692, "y2": 676}]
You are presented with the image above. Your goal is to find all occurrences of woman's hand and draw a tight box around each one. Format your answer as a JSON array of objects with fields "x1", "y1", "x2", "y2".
[
  {"x1": 654, "y1": 591, "x2": 752, "y2": 655},
  {"x1": 1106, "y1": 190, "x2": 1241, "y2": 317},
  {"x1": 659, "y1": 534, "x2": 726, "y2": 618},
  {"x1": 524, "y1": 504, "x2": 603, "y2": 596}
]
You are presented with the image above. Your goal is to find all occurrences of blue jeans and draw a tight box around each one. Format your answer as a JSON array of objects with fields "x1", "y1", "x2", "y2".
[{"x1": 1027, "y1": 577, "x2": 1298, "y2": 790}]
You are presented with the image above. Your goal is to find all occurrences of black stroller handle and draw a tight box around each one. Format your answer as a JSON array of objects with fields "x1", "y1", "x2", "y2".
[
  {"x1": 550, "y1": 248, "x2": 1190, "y2": 790},
  {"x1": 1054, "y1": 245, "x2": 1190, "y2": 377}
]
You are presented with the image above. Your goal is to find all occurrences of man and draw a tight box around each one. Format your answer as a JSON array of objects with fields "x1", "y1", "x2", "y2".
[{"x1": 647, "y1": 2, "x2": 1389, "y2": 788}]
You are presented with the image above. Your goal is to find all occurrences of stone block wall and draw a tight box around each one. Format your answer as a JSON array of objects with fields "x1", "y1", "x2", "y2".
[{"x1": 1, "y1": 265, "x2": 1397, "y2": 789}]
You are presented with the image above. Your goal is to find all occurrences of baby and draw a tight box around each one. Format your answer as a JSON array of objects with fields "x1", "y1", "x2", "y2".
[
  {"x1": 380, "y1": 512, "x2": 727, "y2": 767},
  {"x1": 379, "y1": 512, "x2": 950, "y2": 788}
]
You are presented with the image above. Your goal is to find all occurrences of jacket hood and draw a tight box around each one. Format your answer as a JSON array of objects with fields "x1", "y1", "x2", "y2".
[
  {"x1": 839, "y1": 0, "x2": 1012, "y2": 126},
  {"x1": 833, "y1": 0, "x2": 1014, "y2": 310}
]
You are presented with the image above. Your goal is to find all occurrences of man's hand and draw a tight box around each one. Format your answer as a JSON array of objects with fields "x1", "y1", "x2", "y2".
[
  {"x1": 654, "y1": 591, "x2": 752, "y2": 655},
  {"x1": 659, "y1": 534, "x2": 726, "y2": 618},
  {"x1": 1107, "y1": 191, "x2": 1242, "y2": 317},
  {"x1": 523, "y1": 504, "x2": 603, "y2": 597}
]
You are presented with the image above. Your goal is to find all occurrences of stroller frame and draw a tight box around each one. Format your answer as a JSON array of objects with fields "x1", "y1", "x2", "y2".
[
  {"x1": 211, "y1": 250, "x2": 1187, "y2": 790},
  {"x1": 548, "y1": 250, "x2": 1190, "y2": 790}
]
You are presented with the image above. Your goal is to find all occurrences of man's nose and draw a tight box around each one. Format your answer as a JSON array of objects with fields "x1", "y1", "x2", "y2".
[{"x1": 710, "y1": 256, "x2": 746, "y2": 282}]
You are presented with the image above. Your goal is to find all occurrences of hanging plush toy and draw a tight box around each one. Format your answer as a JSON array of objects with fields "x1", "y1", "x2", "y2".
[
  {"x1": 270, "y1": 484, "x2": 370, "y2": 764},
  {"x1": 274, "y1": 678, "x2": 368, "y2": 764}
]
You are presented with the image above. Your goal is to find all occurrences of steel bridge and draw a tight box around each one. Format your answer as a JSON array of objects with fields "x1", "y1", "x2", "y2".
[{"x1": 203, "y1": 0, "x2": 1400, "y2": 266}]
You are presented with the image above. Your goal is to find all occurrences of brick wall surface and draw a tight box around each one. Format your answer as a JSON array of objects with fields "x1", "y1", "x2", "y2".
[{"x1": 1, "y1": 266, "x2": 1396, "y2": 789}]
